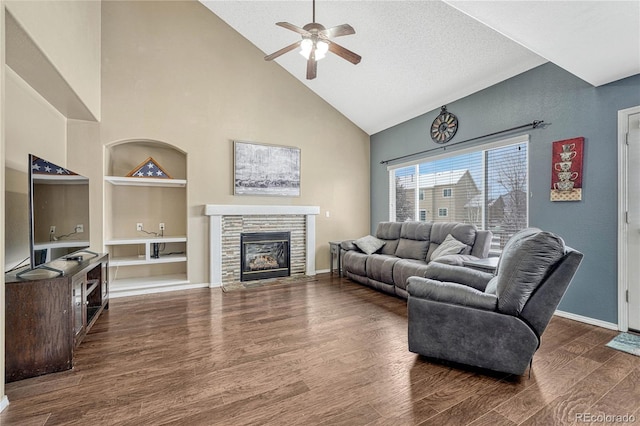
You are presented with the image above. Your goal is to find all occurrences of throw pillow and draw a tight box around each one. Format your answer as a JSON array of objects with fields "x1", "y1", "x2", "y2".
[
  {"x1": 429, "y1": 234, "x2": 467, "y2": 261},
  {"x1": 354, "y1": 235, "x2": 386, "y2": 255}
]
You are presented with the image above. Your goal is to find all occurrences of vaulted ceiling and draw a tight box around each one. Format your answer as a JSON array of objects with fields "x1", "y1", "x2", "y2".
[{"x1": 201, "y1": 1, "x2": 640, "y2": 135}]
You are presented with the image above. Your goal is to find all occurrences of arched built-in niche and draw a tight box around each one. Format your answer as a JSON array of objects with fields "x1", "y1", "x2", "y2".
[{"x1": 104, "y1": 139, "x2": 190, "y2": 297}]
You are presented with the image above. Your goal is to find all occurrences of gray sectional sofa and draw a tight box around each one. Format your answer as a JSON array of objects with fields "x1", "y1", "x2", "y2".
[{"x1": 341, "y1": 221, "x2": 492, "y2": 298}]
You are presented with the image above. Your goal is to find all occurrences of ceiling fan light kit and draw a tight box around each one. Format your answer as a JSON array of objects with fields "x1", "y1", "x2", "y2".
[{"x1": 264, "y1": 0, "x2": 361, "y2": 80}]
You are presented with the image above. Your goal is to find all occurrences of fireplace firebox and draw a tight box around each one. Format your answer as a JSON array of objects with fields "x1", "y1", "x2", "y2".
[{"x1": 240, "y1": 232, "x2": 291, "y2": 281}]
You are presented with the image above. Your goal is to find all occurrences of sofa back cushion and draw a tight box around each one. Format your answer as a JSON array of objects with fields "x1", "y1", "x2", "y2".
[
  {"x1": 495, "y1": 228, "x2": 565, "y2": 315},
  {"x1": 427, "y1": 222, "x2": 477, "y2": 259},
  {"x1": 396, "y1": 239, "x2": 430, "y2": 260},
  {"x1": 400, "y1": 222, "x2": 432, "y2": 240},
  {"x1": 394, "y1": 222, "x2": 432, "y2": 260},
  {"x1": 375, "y1": 222, "x2": 402, "y2": 255}
]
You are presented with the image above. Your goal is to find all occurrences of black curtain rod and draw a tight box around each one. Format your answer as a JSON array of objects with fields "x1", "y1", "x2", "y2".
[{"x1": 380, "y1": 120, "x2": 545, "y2": 165}]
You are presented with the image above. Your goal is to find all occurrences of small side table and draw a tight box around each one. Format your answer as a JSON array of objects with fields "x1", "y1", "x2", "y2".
[
  {"x1": 329, "y1": 241, "x2": 342, "y2": 276},
  {"x1": 463, "y1": 257, "x2": 499, "y2": 274}
]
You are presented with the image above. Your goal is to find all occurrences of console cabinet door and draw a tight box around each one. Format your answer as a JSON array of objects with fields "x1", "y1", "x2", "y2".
[
  {"x1": 5, "y1": 278, "x2": 73, "y2": 382},
  {"x1": 72, "y1": 276, "x2": 85, "y2": 338}
]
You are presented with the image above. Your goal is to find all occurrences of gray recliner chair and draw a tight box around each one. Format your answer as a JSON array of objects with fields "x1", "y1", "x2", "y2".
[{"x1": 406, "y1": 228, "x2": 583, "y2": 375}]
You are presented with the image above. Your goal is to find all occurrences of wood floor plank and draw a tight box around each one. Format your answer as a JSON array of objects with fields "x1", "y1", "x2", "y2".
[
  {"x1": 0, "y1": 274, "x2": 637, "y2": 425},
  {"x1": 587, "y1": 367, "x2": 640, "y2": 418},
  {"x1": 519, "y1": 352, "x2": 638, "y2": 425},
  {"x1": 494, "y1": 355, "x2": 602, "y2": 424}
]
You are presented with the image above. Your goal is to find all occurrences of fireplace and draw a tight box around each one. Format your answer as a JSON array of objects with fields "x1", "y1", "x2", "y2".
[{"x1": 240, "y1": 232, "x2": 291, "y2": 282}]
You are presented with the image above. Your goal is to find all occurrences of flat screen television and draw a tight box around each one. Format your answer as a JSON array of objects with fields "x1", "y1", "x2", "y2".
[{"x1": 27, "y1": 154, "x2": 91, "y2": 271}]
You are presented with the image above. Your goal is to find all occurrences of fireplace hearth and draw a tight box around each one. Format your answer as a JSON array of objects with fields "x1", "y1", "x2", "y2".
[{"x1": 240, "y1": 232, "x2": 291, "y2": 281}]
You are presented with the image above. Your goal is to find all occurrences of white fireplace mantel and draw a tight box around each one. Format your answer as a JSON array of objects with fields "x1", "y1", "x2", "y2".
[{"x1": 204, "y1": 204, "x2": 320, "y2": 287}]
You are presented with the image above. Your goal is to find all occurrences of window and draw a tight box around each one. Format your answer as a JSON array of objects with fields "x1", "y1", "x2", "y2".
[{"x1": 389, "y1": 135, "x2": 528, "y2": 250}]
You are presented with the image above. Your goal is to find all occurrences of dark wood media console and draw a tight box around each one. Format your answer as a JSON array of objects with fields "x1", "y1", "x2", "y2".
[{"x1": 5, "y1": 253, "x2": 109, "y2": 382}]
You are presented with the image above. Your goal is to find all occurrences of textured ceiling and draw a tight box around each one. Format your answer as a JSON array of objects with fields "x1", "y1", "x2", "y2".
[{"x1": 201, "y1": 1, "x2": 640, "y2": 135}]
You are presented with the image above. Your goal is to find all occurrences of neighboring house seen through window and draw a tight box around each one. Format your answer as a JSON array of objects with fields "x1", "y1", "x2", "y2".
[{"x1": 388, "y1": 135, "x2": 529, "y2": 251}]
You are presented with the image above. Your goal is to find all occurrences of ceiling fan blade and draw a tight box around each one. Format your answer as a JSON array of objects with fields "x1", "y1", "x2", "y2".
[
  {"x1": 264, "y1": 40, "x2": 302, "y2": 61},
  {"x1": 276, "y1": 22, "x2": 310, "y2": 36},
  {"x1": 306, "y1": 51, "x2": 317, "y2": 80},
  {"x1": 319, "y1": 24, "x2": 355, "y2": 39},
  {"x1": 328, "y1": 41, "x2": 361, "y2": 65}
]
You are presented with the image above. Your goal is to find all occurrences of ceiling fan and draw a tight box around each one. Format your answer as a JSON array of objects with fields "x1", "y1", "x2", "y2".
[{"x1": 264, "y1": 0, "x2": 361, "y2": 80}]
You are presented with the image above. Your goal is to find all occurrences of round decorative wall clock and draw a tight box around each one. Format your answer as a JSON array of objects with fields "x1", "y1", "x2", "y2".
[{"x1": 430, "y1": 106, "x2": 459, "y2": 144}]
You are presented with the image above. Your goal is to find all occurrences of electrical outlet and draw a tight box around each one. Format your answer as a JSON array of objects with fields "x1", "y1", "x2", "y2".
[
  {"x1": 50, "y1": 226, "x2": 56, "y2": 234},
  {"x1": 136, "y1": 223, "x2": 143, "y2": 231},
  {"x1": 76, "y1": 224, "x2": 84, "y2": 233},
  {"x1": 159, "y1": 223, "x2": 165, "y2": 231}
]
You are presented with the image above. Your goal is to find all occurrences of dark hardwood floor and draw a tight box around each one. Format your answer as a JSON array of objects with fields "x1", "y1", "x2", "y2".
[{"x1": 2, "y1": 273, "x2": 639, "y2": 425}]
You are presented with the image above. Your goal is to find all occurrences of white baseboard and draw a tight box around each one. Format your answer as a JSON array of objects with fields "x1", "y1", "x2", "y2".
[
  {"x1": 110, "y1": 282, "x2": 209, "y2": 298},
  {"x1": 0, "y1": 395, "x2": 9, "y2": 412},
  {"x1": 554, "y1": 310, "x2": 619, "y2": 331},
  {"x1": 315, "y1": 269, "x2": 330, "y2": 274}
]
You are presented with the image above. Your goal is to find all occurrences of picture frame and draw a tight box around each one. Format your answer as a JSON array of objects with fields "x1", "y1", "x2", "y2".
[
  {"x1": 233, "y1": 141, "x2": 301, "y2": 197},
  {"x1": 550, "y1": 137, "x2": 584, "y2": 202},
  {"x1": 126, "y1": 157, "x2": 173, "y2": 179}
]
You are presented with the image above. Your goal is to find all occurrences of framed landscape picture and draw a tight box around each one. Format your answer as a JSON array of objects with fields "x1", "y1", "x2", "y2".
[{"x1": 234, "y1": 141, "x2": 301, "y2": 197}]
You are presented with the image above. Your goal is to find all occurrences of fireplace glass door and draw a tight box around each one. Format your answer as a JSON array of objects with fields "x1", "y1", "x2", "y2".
[{"x1": 240, "y1": 232, "x2": 291, "y2": 281}]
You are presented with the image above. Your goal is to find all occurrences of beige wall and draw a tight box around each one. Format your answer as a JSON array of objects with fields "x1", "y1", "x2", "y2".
[
  {"x1": 1, "y1": 0, "x2": 6, "y2": 408},
  {"x1": 5, "y1": 0, "x2": 100, "y2": 119},
  {"x1": 5, "y1": 68, "x2": 67, "y2": 170},
  {"x1": 100, "y1": 1, "x2": 370, "y2": 284},
  {"x1": 67, "y1": 119, "x2": 102, "y2": 255},
  {"x1": 3, "y1": 69, "x2": 67, "y2": 272},
  {"x1": 4, "y1": 167, "x2": 28, "y2": 269}
]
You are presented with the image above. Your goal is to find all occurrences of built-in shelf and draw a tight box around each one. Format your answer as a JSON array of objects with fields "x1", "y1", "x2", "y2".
[
  {"x1": 34, "y1": 240, "x2": 90, "y2": 250},
  {"x1": 104, "y1": 176, "x2": 187, "y2": 187},
  {"x1": 105, "y1": 236, "x2": 186, "y2": 245},
  {"x1": 105, "y1": 236, "x2": 187, "y2": 266},
  {"x1": 109, "y1": 255, "x2": 187, "y2": 267}
]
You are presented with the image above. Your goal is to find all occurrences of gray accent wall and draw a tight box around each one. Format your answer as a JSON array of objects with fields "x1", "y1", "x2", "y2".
[{"x1": 371, "y1": 63, "x2": 640, "y2": 324}]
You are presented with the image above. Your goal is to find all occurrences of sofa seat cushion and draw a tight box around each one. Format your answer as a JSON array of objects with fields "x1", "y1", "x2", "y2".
[
  {"x1": 432, "y1": 254, "x2": 481, "y2": 267},
  {"x1": 393, "y1": 258, "x2": 429, "y2": 291},
  {"x1": 343, "y1": 250, "x2": 369, "y2": 276},
  {"x1": 496, "y1": 228, "x2": 565, "y2": 315},
  {"x1": 366, "y1": 254, "x2": 401, "y2": 285}
]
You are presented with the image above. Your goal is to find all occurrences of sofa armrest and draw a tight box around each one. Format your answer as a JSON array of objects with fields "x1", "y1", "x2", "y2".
[
  {"x1": 423, "y1": 262, "x2": 493, "y2": 291},
  {"x1": 407, "y1": 277, "x2": 498, "y2": 311}
]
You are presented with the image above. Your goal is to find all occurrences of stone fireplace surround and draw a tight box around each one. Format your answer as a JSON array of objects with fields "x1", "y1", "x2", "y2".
[{"x1": 204, "y1": 205, "x2": 320, "y2": 287}]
